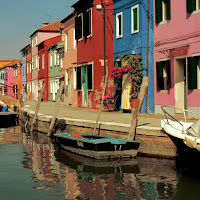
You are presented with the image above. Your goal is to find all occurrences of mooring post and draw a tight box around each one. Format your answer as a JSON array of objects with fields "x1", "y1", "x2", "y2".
[
  {"x1": 93, "y1": 65, "x2": 108, "y2": 135},
  {"x1": 128, "y1": 76, "x2": 150, "y2": 140},
  {"x1": 47, "y1": 81, "x2": 64, "y2": 137},
  {"x1": 30, "y1": 83, "x2": 45, "y2": 132}
]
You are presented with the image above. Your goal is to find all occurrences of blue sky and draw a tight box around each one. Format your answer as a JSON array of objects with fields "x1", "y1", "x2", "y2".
[{"x1": 0, "y1": 0, "x2": 77, "y2": 60}]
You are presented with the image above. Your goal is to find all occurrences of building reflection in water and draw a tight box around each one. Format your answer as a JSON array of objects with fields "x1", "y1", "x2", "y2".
[{"x1": 0, "y1": 128, "x2": 178, "y2": 199}]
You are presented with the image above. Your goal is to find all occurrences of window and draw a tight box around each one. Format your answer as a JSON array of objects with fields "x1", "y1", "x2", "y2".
[
  {"x1": 65, "y1": 32, "x2": 68, "y2": 52},
  {"x1": 83, "y1": 8, "x2": 92, "y2": 37},
  {"x1": 74, "y1": 28, "x2": 76, "y2": 49},
  {"x1": 155, "y1": 0, "x2": 171, "y2": 24},
  {"x1": 35, "y1": 57, "x2": 37, "y2": 69},
  {"x1": 75, "y1": 14, "x2": 83, "y2": 40},
  {"x1": 32, "y1": 58, "x2": 34, "y2": 70},
  {"x1": 66, "y1": 69, "x2": 68, "y2": 86},
  {"x1": 60, "y1": 54, "x2": 63, "y2": 68},
  {"x1": 50, "y1": 53, "x2": 53, "y2": 67},
  {"x1": 87, "y1": 64, "x2": 93, "y2": 90},
  {"x1": 50, "y1": 81, "x2": 53, "y2": 93},
  {"x1": 38, "y1": 56, "x2": 40, "y2": 69},
  {"x1": 57, "y1": 54, "x2": 60, "y2": 66},
  {"x1": 116, "y1": 12, "x2": 123, "y2": 38},
  {"x1": 54, "y1": 51, "x2": 57, "y2": 65},
  {"x1": 187, "y1": 56, "x2": 200, "y2": 89},
  {"x1": 42, "y1": 54, "x2": 45, "y2": 69},
  {"x1": 187, "y1": 0, "x2": 200, "y2": 12},
  {"x1": 156, "y1": 60, "x2": 171, "y2": 90},
  {"x1": 131, "y1": 5, "x2": 139, "y2": 34}
]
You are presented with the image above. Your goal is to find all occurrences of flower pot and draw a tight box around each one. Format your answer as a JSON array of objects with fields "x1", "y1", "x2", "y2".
[{"x1": 130, "y1": 99, "x2": 137, "y2": 108}]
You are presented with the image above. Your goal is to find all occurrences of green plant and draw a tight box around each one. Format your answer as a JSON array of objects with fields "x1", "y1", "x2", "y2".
[{"x1": 119, "y1": 53, "x2": 143, "y2": 99}]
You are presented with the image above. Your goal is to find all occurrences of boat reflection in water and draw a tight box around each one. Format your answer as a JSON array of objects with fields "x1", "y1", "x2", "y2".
[
  {"x1": 0, "y1": 128, "x2": 180, "y2": 199},
  {"x1": 25, "y1": 131, "x2": 178, "y2": 200}
]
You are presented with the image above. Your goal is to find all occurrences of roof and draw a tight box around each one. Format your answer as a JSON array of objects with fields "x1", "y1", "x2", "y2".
[
  {"x1": 30, "y1": 21, "x2": 62, "y2": 37},
  {"x1": 20, "y1": 44, "x2": 31, "y2": 52},
  {"x1": 2, "y1": 59, "x2": 22, "y2": 69},
  {"x1": 61, "y1": 12, "x2": 76, "y2": 24},
  {"x1": 72, "y1": 0, "x2": 93, "y2": 10}
]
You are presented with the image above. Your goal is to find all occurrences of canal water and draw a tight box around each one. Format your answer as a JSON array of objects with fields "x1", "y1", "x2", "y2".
[{"x1": 1, "y1": 126, "x2": 200, "y2": 200}]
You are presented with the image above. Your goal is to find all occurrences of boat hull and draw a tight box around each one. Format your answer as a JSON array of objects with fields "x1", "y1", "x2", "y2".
[
  {"x1": 54, "y1": 133, "x2": 140, "y2": 160},
  {"x1": 0, "y1": 113, "x2": 17, "y2": 128}
]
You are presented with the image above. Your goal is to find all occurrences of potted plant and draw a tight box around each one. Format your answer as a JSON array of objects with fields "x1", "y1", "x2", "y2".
[{"x1": 118, "y1": 53, "x2": 143, "y2": 107}]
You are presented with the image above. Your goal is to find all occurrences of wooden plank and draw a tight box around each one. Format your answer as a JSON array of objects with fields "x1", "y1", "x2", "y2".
[
  {"x1": 30, "y1": 83, "x2": 45, "y2": 132},
  {"x1": 47, "y1": 81, "x2": 64, "y2": 137},
  {"x1": 128, "y1": 76, "x2": 150, "y2": 140},
  {"x1": 93, "y1": 65, "x2": 108, "y2": 135}
]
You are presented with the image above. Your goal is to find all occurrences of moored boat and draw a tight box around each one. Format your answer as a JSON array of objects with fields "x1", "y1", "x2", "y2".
[
  {"x1": 161, "y1": 106, "x2": 200, "y2": 157},
  {"x1": 54, "y1": 133, "x2": 140, "y2": 160}
]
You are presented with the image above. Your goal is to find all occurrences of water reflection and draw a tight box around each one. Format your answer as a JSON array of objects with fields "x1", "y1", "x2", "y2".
[{"x1": 0, "y1": 127, "x2": 193, "y2": 200}]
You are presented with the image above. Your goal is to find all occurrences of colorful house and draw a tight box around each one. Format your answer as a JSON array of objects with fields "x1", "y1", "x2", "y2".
[
  {"x1": 13, "y1": 60, "x2": 23, "y2": 99},
  {"x1": 113, "y1": 0, "x2": 154, "y2": 113},
  {"x1": 60, "y1": 12, "x2": 77, "y2": 107},
  {"x1": 20, "y1": 44, "x2": 31, "y2": 99},
  {"x1": 154, "y1": 0, "x2": 200, "y2": 116},
  {"x1": 37, "y1": 36, "x2": 61, "y2": 101},
  {"x1": 49, "y1": 40, "x2": 63, "y2": 101},
  {"x1": 72, "y1": 0, "x2": 114, "y2": 109},
  {"x1": 30, "y1": 21, "x2": 62, "y2": 100},
  {"x1": 26, "y1": 45, "x2": 32, "y2": 100}
]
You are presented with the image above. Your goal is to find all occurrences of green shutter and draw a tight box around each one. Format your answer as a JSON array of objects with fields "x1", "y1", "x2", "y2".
[
  {"x1": 187, "y1": 0, "x2": 196, "y2": 13},
  {"x1": 188, "y1": 57, "x2": 197, "y2": 89},
  {"x1": 155, "y1": 0, "x2": 162, "y2": 24},
  {"x1": 133, "y1": 8, "x2": 138, "y2": 31},
  {"x1": 166, "y1": 0, "x2": 171, "y2": 20},
  {"x1": 75, "y1": 17, "x2": 78, "y2": 40},
  {"x1": 83, "y1": 11, "x2": 89, "y2": 37},
  {"x1": 156, "y1": 61, "x2": 164, "y2": 90},
  {"x1": 166, "y1": 60, "x2": 171, "y2": 90}
]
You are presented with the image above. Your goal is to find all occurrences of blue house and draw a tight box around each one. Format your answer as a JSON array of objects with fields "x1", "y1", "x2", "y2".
[
  {"x1": 20, "y1": 44, "x2": 30, "y2": 99},
  {"x1": 113, "y1": 0, "x2": 154, "y2": 113}
]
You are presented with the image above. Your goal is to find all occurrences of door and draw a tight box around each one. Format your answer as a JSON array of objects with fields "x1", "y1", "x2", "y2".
[
  {"x1": 52, "y1": 81, "x2": 55, "y2": 101},
  {"x1": 81, "y1": 65, "x2": 87, "y2": 107},
  {"x1": 68, "y1": 70, "x2": 73, "y2": 105},
  {"x1": 174, "y1": 58, "x2": 187, "y2": 113}
]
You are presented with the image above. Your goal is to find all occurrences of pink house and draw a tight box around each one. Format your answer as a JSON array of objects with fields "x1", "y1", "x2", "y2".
[
  {"x1": 154, "y1": 0, "x2": 200, "y2": 116},
  {"x1": 30, "y1": 21, "x2": 62, "y2": 100}
]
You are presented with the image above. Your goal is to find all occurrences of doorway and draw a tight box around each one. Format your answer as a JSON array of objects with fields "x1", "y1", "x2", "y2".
[{"x1": 174, "y1": 57, "x2": 187, "y2": 113}]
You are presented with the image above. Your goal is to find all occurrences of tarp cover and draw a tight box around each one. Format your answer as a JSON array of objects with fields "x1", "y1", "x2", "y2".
[{"x1": 186, "y1": 119, "x2": 200, "y2": 137}]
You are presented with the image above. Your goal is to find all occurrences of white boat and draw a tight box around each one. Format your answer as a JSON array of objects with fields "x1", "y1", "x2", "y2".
[{"x1": 161, "y1": 106, "x2": 200, "y2": 157}]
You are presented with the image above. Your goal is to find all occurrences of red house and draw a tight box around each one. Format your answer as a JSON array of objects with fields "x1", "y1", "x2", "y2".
[
  {"x1": 72, "y1": 0, "x2": 114, "y2": 109},
  {"x1": 37, "y1": 36, "x2": 61, "y2": 101}
]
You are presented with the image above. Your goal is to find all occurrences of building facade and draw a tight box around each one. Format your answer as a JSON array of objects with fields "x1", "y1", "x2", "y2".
[
  {"x1": 154, "y1": 0, "x2": 200, "y2": 116},
  {"x1": 61, "y1": 12, "x2": 77, "y2": 107},
  {"x1": 37, "y1": 36, "x2": 61, "y2": 101},
  {"x1": 49, "y1": 41, "x2": 63, "y2": 101},
  {"x1": 30, "y1": 21, "x2": 62, "y2": 100},
  {"x1": 113, "y1": 0, "x2": 155, "y2": 113},
  {"x1": 72, "y1": 0, "x2": 114, "y2": 109}
]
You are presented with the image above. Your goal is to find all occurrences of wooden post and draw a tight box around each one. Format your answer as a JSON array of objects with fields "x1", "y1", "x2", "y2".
[
  {"x1": 17, "y1": 88, "x2": 24, "y2": 116},
  {"x1": 128, "y1": 76, "x2": 150, "y2": 140},
  {"x1": 30, "y1": 83, "x2": 45, "y2": 132},
  {"x1": 93, "y1": 65, "x2": 108, "y2": 135},
  {"x1": 47, "y1": 81, "x2": 64, "y2": 137}
]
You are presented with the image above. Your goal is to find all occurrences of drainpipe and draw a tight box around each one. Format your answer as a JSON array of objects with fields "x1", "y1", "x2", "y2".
[
  {"x1": 145, "y1": 0, "x2": 149, "y2": 113},
  {"x1": 101, "y1": 0, "x2": 106, "y2": 94}
]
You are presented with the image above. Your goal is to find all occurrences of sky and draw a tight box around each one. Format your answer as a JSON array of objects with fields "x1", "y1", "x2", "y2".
[{"x1": 0, "y1": 0, "x2": 77, "y2": 60}]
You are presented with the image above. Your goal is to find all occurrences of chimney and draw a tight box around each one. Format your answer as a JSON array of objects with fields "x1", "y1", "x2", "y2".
[{"x1": 43, "y1": 22, "x2": 49, "y2": 27}]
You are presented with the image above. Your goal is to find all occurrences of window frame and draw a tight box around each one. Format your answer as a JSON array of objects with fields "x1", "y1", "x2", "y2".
[
  {"x1": 42, "y1": 54, "x2": 45, "y2": 69},
  {"x1": 131, "y1": 4, "x2": 139, "y2": 34},
  {"x1": 116, "y1": 12, "x2": 123, "y2": 39}
]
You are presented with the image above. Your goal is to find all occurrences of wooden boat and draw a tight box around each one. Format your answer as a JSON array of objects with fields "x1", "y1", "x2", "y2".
[
  {"x1": 0, "y1": 112, "x2": 17, "y2": 128},
  {"x1": 54, "y1": 133, "x2": 140, "y2": 160},
  {"x1": 161, "y1": 106, "x2": 200, "y2": 157}
]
